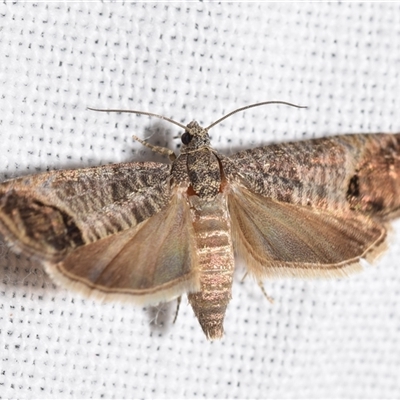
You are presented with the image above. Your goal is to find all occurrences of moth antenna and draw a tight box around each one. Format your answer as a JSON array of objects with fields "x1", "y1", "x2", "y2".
[
  {"x1": 206, "y1": 101, "x2": 307, "y2": 130},
  {"x1": 88, "y1": 107, "x2": 187, "y2": 130}
]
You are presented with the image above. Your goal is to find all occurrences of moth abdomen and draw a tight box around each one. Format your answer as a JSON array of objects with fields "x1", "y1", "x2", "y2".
[{"x1": 188, "y1": 194, "x2": 234, "y2": 340}]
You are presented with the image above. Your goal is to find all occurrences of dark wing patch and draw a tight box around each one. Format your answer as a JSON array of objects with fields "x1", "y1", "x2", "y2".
[{"x1": 0, "y1": 162, "x2": 172, "y2": 260}]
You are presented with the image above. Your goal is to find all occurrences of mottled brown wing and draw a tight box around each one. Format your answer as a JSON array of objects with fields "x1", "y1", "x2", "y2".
[
  {"x1": 223, "y1": 133, "x2": 400, "y2": 277},
  {"x1": 226, "y1": 133, "x2": 400, "y2": 218},
  {"x1": 0, "y1": 162, "x2": 200, "y2": 303},
  {"x1": 228, "y1": 185, "x2": 386, "y2": 278},
  {"x1": 0, "y1": 162, "x2": 172, "y2": 260}
]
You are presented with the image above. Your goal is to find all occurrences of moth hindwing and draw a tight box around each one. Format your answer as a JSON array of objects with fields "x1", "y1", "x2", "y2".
[{"x1": 1, "y1": 104, "x2": 399, "y2": 340}]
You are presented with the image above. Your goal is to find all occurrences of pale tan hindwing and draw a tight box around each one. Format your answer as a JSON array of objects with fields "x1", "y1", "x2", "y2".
[
  {"x1": 228, "y1": 185, "x2": 386, "y2": 278},
  {"x1": 47, "y1": 192, "x2": 200, "y2": 305},
  {"x1": 187, "y1": 194, "x2": 234, "y2": 340}
]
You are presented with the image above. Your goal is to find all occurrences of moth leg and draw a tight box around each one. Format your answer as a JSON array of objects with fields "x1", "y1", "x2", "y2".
[
  {"x1": 132, "y1": 134, "x2": 176, "y2": 160},
  {"x1": 241, "y1": 273, "x2": 274, "y2": 303},
  {"x1": 257, "y1": 281, "x2": 274, "y2": 304},
  {"x1": 241, "y1": 274, "x2": 274, "y2": 303},
  {"x1": 173, "y1": 296, "x2": 182, "y2": 324},
  {"x1": 149, "y1": 304, "x2": 167, "y2": 326},
  {"x1": 240, "y1": 272, "x2": 249, "y2": 283}
]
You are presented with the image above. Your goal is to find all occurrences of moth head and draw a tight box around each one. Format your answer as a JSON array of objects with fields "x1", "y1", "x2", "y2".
[{"x1": 180, "y1": 121, "x2": 211, "y2": 151}]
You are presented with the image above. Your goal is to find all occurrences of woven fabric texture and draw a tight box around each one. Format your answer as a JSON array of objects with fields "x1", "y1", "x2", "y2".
[{"x1": 0, "y1": 2, "x2": 400, "y2": 399}]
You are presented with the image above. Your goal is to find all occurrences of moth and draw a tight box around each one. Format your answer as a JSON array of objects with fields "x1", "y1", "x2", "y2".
[{"x1": 1, "y1": 101, "x2": 399, "y2": 340}]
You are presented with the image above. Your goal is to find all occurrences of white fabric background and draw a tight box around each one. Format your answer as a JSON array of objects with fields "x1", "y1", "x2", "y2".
[{"x1": 1, "y1": 2, "x2": 400, "y2": 399}]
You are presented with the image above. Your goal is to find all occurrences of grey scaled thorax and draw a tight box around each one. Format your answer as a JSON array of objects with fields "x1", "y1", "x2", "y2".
[{"x1": 173, "y1": 121, "x2": 222, "y2": 201}]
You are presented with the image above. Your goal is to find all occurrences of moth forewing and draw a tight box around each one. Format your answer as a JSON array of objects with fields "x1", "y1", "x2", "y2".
[
  {"x1": 1, "y1": 102, "x2": 400, "y2": 340},
  {"x1": 0, "y1": 162, "x2": 174, "y2": 254}
]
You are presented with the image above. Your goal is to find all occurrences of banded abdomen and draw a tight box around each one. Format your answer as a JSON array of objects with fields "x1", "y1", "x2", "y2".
[{"x1": 188, "y1": 194, "x2": 234, "y2": 340}]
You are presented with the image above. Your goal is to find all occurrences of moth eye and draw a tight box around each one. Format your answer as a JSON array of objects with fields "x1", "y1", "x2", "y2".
[{"x1": 181, "y1": 131, "x2": 192, "y2": 145}]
